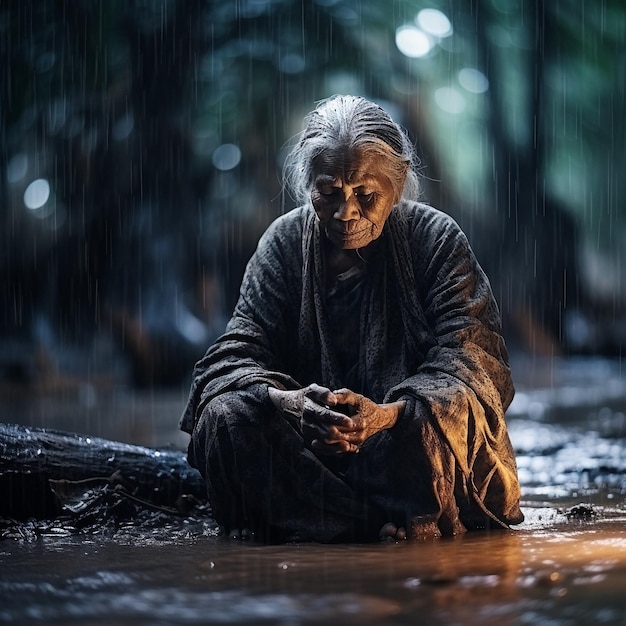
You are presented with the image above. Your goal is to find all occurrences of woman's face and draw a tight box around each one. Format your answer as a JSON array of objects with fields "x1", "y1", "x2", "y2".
[{"x1": 311, "y1": 149, "x2": 399, "y2": 250}]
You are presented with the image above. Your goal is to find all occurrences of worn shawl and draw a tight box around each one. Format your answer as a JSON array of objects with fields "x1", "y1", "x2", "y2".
[{"x1": 181, "y1": 201, "x2": 523, "y2": 529}]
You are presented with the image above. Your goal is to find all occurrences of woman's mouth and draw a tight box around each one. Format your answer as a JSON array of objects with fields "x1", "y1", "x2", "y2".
[
  {"x1": 328, "y1": 224, "x2": 369, "y2": 237},
  {"x1": 325, "y1": 224, "x2": 372, "y2": 248}
]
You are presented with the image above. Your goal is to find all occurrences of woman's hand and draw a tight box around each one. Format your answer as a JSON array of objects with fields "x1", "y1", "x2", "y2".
[
  {"x1": 268, "y1": 384, "x2": 356, "y2": 454},
  {"x1": 268, "y1": 385, "x2": 406, "y2": 455},
  {"x1": 328, "y1": 388, "x2": 406, "y2": 452}
]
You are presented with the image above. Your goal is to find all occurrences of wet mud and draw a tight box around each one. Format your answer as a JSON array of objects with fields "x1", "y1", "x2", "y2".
[{"x1": 1, "y1": 355, "x2": 625, "y2": 624}]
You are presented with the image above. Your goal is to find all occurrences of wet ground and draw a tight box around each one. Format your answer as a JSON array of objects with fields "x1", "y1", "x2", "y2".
[
  {"x1": 1, "y1": 354, "x2": 626, "y2": 624},
  {"x1": 2, "y1": 519, "x2": 626, "y2": 625}
]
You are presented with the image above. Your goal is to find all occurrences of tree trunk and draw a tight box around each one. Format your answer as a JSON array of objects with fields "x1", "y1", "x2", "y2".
[{"x1": 0, "y1": 422, "x2": 206, "y2": 521}]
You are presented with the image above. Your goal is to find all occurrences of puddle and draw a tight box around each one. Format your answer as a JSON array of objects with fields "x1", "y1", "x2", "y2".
[
  {"x1": 2, "y1": 355, "x2": 626, "y2": 624},
  {"x1": 2, "y1": 517, "x2": 626, "y2": 625}
]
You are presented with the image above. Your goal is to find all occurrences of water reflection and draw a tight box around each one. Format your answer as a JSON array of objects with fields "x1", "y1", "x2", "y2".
[
  {"x1": 2, "y1": 356, "x2": 626, "y2": 624},
  {"x1": 2, "y1": 522, "x2": 626, "y2": 625}
]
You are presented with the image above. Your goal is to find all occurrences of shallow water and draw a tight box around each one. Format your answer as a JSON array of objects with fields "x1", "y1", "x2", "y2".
[
  {"x1": 2, "y1": 514, "x2": 626, "y2": 625},
  {"x1": 1, "y1": 356, "x2": 626, "y2": 624}
]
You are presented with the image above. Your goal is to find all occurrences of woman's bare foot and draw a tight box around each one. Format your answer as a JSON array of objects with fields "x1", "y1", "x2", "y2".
[
  {"x1": 379, "y1": 522, "x2": 407, "y2": 542},
  {"x1": 227, "y1": 528, "x2": 255, "y2": 541}
]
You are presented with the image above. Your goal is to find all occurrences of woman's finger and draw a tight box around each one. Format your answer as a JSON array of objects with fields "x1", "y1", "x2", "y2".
[
  {"x1": 303, "y1": 398, "x2": 353, "y2": 427},
  {"x1": 305, "y1": 383, "x2": 337, "y2": 407}
]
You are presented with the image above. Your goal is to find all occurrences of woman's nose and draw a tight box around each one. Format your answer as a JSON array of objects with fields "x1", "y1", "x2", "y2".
[{"x1": 333, "y1": 195, "x2": 360, "y2": 221}]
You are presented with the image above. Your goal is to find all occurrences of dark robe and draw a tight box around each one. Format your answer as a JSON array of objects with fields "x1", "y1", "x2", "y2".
[{"x1": 181, "y1": 201, "x2": 523, "y2": 542}]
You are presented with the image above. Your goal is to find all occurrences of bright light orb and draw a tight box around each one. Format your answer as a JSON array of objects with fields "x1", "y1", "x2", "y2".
[
  {"x1": 458, "y1": 67, "x2": 490, "y2": 93},
  {"x1": 416, "y1": 9, "x2": 453, "y2": 38},
  {"x1": 23, "y1": 178, "x2": 50, "y2": 210},
  {"x1": 395, "y1": 25, "x2": 432, "y2": 58}
]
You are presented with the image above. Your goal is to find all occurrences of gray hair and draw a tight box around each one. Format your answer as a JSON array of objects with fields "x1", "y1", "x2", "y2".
[{"x1": 283, "y1": 95, "x2": 420, "y2": 205}]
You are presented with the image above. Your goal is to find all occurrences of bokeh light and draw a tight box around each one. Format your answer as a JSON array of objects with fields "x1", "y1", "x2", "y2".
[
  {"x1": 458, "y1": 67, "x2": 490, "y2": 93},
  {"x1": 434, "y1": 87, "x2": 466, "y2": 114},
  {"x1": 6, "y1": 154, "x2": 28, "y2": 184},
  {"x1": 416, "y1": 9, "x2": 452, "y2": 38},
  {"x1": 23, "y1": 178, "x2": 50, "y2": 210},
  {"x1": 212, "y1": 143, "x2": 242, "y2": 171},
  {"x1": 395, "y1": 25, "x2": 432, "y2": 58}
]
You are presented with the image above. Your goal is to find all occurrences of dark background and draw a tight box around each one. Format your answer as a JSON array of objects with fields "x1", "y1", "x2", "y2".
[{"x1": 1, "y1": 0, "x2": 625, "y2": 399}]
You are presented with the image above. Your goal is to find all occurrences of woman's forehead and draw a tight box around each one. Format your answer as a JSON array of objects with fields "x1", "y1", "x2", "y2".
[
  {"x1": 314, "y1": 172, "x2": 381, "y2": 189},
  {"x1": 312, "y1": 149, "x2": 386, "y2": 185}
]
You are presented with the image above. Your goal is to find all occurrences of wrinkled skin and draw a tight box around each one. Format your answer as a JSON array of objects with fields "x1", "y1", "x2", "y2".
[
  {"x1": 183, "y1": 130, "x2": 523, "y2": 542},
  {"x1": 310, "y1": 148, "x2": 399, "y2": 252},
  {"x1": 268, "y1": 384, "x2": 406, "y2": 455},
  {"x1": 269, "y1": 148, "x2": 407, "y2": 460}
]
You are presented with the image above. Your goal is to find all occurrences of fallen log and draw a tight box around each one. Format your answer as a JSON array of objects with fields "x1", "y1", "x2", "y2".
[{"x1": 0, "y1": 422, "x2": 207, "y2": 521}]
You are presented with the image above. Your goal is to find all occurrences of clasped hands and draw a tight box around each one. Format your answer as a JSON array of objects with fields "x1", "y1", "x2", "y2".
[{"x1": 268, "y1": 383, "x2": 405, "y2": 455}]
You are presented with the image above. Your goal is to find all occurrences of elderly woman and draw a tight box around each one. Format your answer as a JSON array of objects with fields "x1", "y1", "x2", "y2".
[{"x1": 181, "y1": 95, "x2": 523, "y2": 543}]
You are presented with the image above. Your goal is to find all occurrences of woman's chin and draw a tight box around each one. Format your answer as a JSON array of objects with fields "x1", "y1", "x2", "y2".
[{"x1": 326, "y1": 230, "x2": 372, "y2": 250}]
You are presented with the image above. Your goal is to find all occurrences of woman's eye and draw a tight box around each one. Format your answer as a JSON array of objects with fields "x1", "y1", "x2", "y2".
[{"x1": 357, "y1": 193, "x2": 375, "y2": 204}]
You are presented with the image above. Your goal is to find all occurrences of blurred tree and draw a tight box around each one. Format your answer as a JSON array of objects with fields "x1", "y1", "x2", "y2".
[
  {"x1": 1, "y1": 0, "x2": 211, "y2": 386},
  {"x1": 1, "y1": 0, "x2": 625, "y2": 392},
  {"x1": 390, "y1": 0, "x2": 626, "y2": 355},
  {"x1": 474, "y1": 0, "x2": 626, "y2": 355}
]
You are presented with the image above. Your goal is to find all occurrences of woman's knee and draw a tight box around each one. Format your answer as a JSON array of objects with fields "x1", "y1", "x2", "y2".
[
  {"x1": 192, "y1": 393, "x2": 250, "y2": 447},
  {"x1": 187, "y1": 396, "x2": 235, "y2": 473},
  {"x1": 193, "y1": 390, "x2": 275, "y2": 463}
]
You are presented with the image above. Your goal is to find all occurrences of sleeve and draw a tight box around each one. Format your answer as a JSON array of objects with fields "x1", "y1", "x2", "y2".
[
  {"x1": 179, "y1": 213, "x2": 304, "y2": 434},
  {"x1": 386, "y1": 210, "x2": 523, "y2": 527}
]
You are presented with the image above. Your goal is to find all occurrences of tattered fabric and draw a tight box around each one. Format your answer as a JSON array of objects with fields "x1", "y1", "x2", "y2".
[{"x1": 181, "y1": 201, "x2": 523, "y2": 542}]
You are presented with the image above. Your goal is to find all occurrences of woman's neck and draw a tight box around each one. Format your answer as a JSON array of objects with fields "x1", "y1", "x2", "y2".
[{"x1": 323, "y1": 235, "x2": 377, "y2": 276}]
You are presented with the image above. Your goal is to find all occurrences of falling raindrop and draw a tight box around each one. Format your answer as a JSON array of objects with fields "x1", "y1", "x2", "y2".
[{"x1": 47, "y1": 99, "x2": 68, "y2": 134}]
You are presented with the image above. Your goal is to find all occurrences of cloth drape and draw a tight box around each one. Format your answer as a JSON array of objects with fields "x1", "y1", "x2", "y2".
[{"x1": 181, "y1": 201, "x2": 523, "y2": 541}]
